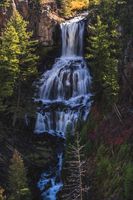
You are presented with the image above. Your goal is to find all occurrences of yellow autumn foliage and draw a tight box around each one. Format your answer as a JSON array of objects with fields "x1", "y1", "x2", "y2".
[{"x1": 71, "y1": 0, "x2": 89, "y2": 10}]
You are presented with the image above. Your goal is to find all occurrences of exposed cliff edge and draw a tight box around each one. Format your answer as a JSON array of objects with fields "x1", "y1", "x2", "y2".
[{"x1": 0, "y1": 0, "x2": 64, "y2": 46}]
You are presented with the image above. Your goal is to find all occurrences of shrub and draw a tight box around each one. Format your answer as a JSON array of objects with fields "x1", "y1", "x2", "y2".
[{"x1": 124, "y1": 163, "x2": 133, "y2": 200}]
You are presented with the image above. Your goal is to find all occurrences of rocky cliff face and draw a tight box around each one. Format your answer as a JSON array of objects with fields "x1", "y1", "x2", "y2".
[
  {"x1": 0, "y1": 0, "x2": 63, "y2": 46},
  {"x1": 28, "y1": 0, "x2": 64, "y2": 46}
]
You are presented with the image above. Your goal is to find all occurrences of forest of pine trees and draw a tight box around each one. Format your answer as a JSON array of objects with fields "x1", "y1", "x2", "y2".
[
  {"x1": 0, "y1": 1, "x2": 133, "y2": 200},
  {"x1": 0, "y1": 3, "x2": 38, "y2": 200},
  {"x1": 0, "y1": 10, "x2": 38, "y2": 116},
  {"x1": 81, "y1": 1, "x2": 133, "y2": 200}
]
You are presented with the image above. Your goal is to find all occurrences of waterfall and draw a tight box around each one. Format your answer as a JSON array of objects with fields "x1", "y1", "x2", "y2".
[
  {"x1": 35, "y1": 15, "x2": 92, "y2": 200},
  {"x1": 61, "y1": 17, "x2": 85, "y2": 57}
]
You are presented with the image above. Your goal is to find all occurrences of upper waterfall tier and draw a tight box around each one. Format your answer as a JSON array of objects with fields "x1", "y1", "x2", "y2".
[{"x1": 61, "y1": 16, "x2": 85, "y2": 57}]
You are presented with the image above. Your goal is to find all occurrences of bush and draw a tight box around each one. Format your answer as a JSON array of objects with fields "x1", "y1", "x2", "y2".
[
  {"x1": 124, "y1": 163, "x2": 133, "y2": 200},
  {"x1": 96, "y1": 157, "x2": 112, "y2": 178}
]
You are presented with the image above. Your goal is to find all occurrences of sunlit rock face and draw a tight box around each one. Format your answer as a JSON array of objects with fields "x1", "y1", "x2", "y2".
[{"x1": 35, "y1": 14, "x2": 92, "y2": 200}]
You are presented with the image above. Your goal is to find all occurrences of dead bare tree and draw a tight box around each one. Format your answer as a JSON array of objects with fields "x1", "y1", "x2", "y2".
[{"x1": 61, "y1": 133, "x2": 89, "y2": 200}]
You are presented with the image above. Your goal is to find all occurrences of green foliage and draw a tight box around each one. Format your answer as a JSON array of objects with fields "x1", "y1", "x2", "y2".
[
  {"x1": 0, "y1": 11, "x2": 38, "y2": 123},
  {"x1": 86, "y1": 13, "x2": 120, "y2": 109},
  {"x1": 0, "y1": 0, "x2": 11, "y2": 8},
  {"x1": 9, "y1": 11, "x2": 38, "y2": 125},
  {"x1": 83, "y1": 140, "x2": 94, "y2": 156},
  {"x1": 116, "y1": 143, "x2": 131, "y2": 162},
  {"x1": 96, "y1": 157, "x2": 112, "y2": 178},
  {"x1": 124, "y1": 163, "x2": 133, "y2": 200},
  {"x1": 89, "y1": 142, "x2": 133, "y2": 200},
  {"x1": 96, "y1": 144, "x2": 109, "y2": 160},
  {"x1": 0, "y1": 24, "x2": 20, "y2": 110},
  {"x1": 96, "y1": 145, "x2": 113, "y2": 182},
  {"x1": 7, "y1": 11, "x2": 38, "y2": 85},
  {"x1": 79, "y1": 111, "x2": 101, "y2": 156},
  {"x1": 8, "y1": 150, "x2": 31, "y2": 200},
  {"x1": 83, "y1": 1, "x2": 133, "y2": 199},
  {"x1": 93, "y1": 145, "x2": 120, "y2": 198},
  {"x1": 80, "y1": 120, "x2": 94, "y2": 155},
  {"x1": 9, "y1": 11, "x2": 38, "y2": 75}
]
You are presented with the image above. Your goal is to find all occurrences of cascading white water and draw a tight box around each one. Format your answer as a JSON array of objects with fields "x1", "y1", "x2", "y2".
[
  {"x1": 61, "y1": 17, "x2": 85, "y2": 57},
  {"x1": 35, "y1": 15, "x2": 92, "y2": 200}
]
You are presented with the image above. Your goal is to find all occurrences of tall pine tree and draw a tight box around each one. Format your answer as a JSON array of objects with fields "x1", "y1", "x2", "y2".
[
  {"x1": 0, "y1": 24, "x2": 20, "y2": 111},
  {"x1": 86, "y1": 0, "x2": 121, "y2": 110},
  {"x1": 8, "y1": 11, "x2": 38, "y2": 126},
  {"x1": 0, "y1": 10, "x2": 38, "y2": 124}
]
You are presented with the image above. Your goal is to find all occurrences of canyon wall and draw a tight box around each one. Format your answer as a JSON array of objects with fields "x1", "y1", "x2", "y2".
[{"x1": 0, "y1": 0, "x2": 63, "y2": 46}]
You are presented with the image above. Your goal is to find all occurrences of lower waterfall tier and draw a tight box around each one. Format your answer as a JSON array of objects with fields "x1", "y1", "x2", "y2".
[{"x1": 38, "y1": 152, "x2": 63, "y2": 200}]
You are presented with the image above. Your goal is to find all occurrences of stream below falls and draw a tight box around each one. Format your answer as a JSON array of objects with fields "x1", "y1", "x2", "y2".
[{"x1": 34, "y1": 14, "x2": 92, "y2": 200}]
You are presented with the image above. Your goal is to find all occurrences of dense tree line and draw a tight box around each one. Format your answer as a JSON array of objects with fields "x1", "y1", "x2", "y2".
[
  {"x1": 86, "y1": 0, "x2": 125, "y2": 111},
  {"x1": 81, "y1": 1, "x2": 133, "y2": 200},
  {"x1": 0, "y1": 6, "x2": 38, "y2": 200},
  {"x1": 0, "y1": 1, "x2": 133, "y2": 200},
  {"x1": 0, "y1": 10, "x2": 38, "y2": 122}
]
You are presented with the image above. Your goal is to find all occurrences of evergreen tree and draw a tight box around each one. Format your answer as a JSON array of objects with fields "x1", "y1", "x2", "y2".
[
  {"x1": 0, "y1": 24, "x2": 20, "y2": 111},
  {"x1": 8, "y1": 150, "x2": 31, "y2": 200},
  {"x1": 9, "y1": 11, "x2": 38, "y2": 78},
  {"x1": 86, "y1": 1, "x2": 121, "y2": 110},
  {"x1": 8, "y1": 11, "x2": 38, "y2": 126},
  {"x1": 0, "y1": 10, "x2": 38, "y2": 123}
]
